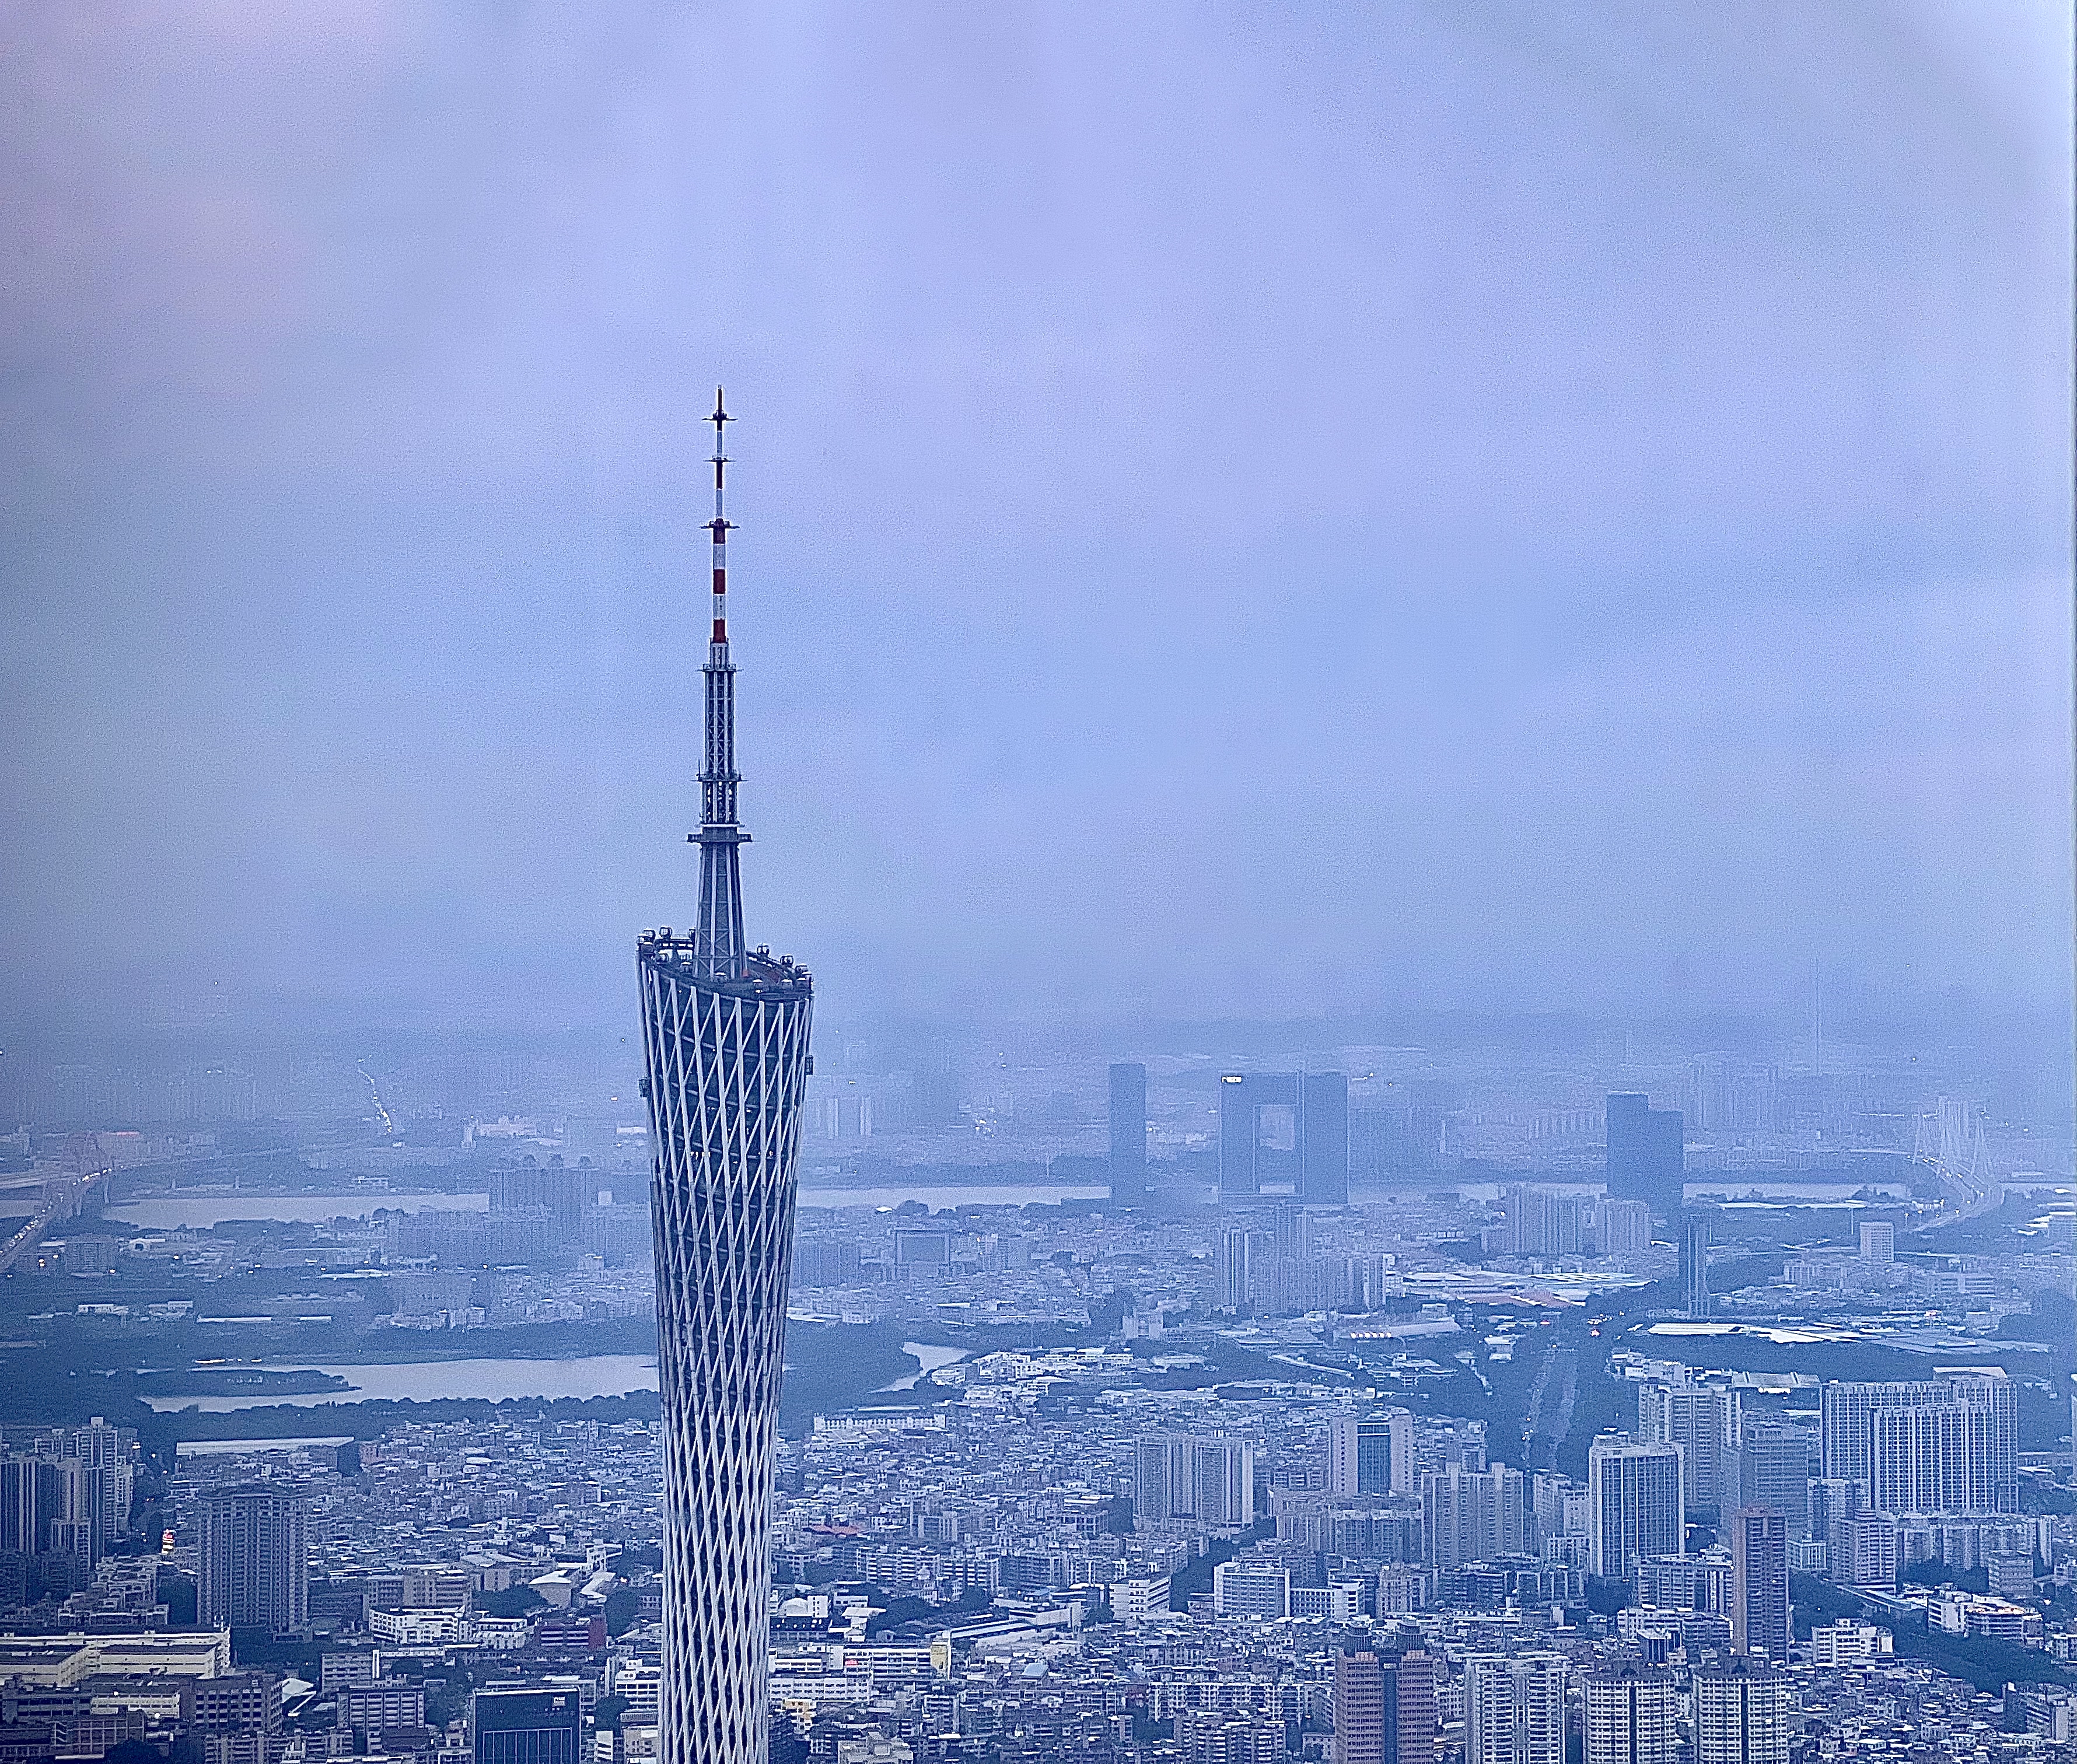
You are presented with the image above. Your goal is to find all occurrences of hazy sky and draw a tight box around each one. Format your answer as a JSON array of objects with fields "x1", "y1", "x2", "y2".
[{"x1": 2, "y1": 1, "x2": 2070, "y2": 1034}]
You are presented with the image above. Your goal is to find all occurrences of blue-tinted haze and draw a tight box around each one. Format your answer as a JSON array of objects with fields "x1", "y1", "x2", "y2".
[{"x1": 1, "y1": 1, "x2": 2069, "y2": 1034}]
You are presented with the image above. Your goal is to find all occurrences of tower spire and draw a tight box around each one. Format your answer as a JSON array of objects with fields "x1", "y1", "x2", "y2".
[{"x1": 693, "y1": 385, "x2": 746, "y2": 976}]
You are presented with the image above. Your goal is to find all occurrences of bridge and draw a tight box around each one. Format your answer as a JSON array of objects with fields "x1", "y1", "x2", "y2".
[{"x1": 0, "y1": 1133, "x2": 117, "y2": 1277}]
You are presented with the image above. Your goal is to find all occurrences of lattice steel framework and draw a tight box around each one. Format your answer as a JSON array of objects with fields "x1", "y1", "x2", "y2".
[{"x1": 637, "y1": 391, "x2": 813, "y2": 1764}]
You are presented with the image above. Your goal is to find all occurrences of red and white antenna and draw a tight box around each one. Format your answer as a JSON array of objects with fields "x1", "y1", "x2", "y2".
[{"x1": 708, "y1": 388, "x2": 733, "y2": 645}]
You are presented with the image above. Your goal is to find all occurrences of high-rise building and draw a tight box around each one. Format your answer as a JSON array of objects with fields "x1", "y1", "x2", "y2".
[
  {"x1": 1192, "y1": 1436, "x2": 1257, "y2": 1529},
  {"x1": 1328, "y1": 1410, "x2": 1414, "y2": 1497},
  {"x1": 0, "y1": 1453, "x2": 85, "y2": 1559},
  {"x1": 1390, "y1": 1649, "x2": 1437, "y2": 1764},
  {"x1": 1588, "y1": 1436, "x2": 1684, "y2": 1583},
  {"x1": 1582, "y1": 1667, "x2": 1679, "y2": 1764},
  {"x1": 1593, "y1": 1198, "x2": 1654, "y2": 1256},
  {"x1": 1737, "y1": 1422, "x2": 1813, "y2": 1534},
  {"x1": 1334, "y1": 1650, "x2": 1386, "y2": 1764},
  {"x1": 1679, "y1": 1214, "x2": 1714, "y2": 1319},
  {"x1": 197, "y1": 1485, "x2": 307, "y2": 1633},
  {"x1": 1211, "y1": 1559, "x2": 1288, "y2": 1619},
  {"x1": 1691, "y1": 1661, "x2": 1794, "y2": 1764},
  {"x1": 1605, "y1": 1094, "x2": 1683, "y2": 1212},
  {"x1": 472, "y1": 1690, "x2": 581, "y2": 1764},
  {"x1": 1502, "y1": 1187, "x2": 1588, "y2": 1256},
  {"x1": 1944, "y1": 1370, "x2": 2019, "y2": 1511},
  {"x1": 1218, "y1": 1072, "x2": 1349, "y2": 1202},
  {"x1": 1818, "y1": 1380, "x2": 1949, "y2": 1482},
  {"x1": 1464, "y1": 1653, "x2": 1565, "y2": 1764},
  {"x1": 1136, "y1": 1433, "x2": 1253, "y2": 1528},
  {"x1": 50, "y1": 1419, "x2": 132, "y2": 1562},
  {"x1": 1858, "y1": 1221, "x2": 1894, "y2": 1265},
  {"x1": 1134, "y1": 1434, "x2": 1186, "y2": 1526},
  {"x1": 1869, "y1": 1402, "x2": 1992, "y2": 1516},
  {"x1": 1109, "y1": 1063, "x2": 1147, "y2": 1204},
  {"x1": 1729, "y1": 1506, "x2": 1788, "y2": 1660},
  {"x1": 1837, "y1": 1510, "x2": 1898, "y2": 1590},
  {"x1": 1637, "y1": 1378, "x2": 1737, "y2": 1518},
  {"x1": 1213, "y1": 1227, "x2": 1253, "y2": 1312},
  {"x1": 1422, "y1": 1465, "x2": 1527, "y2": 1571},
  {"x1": 1806, "y1": 1476, "x2": 1866, "y2": 1575},
  {"x1": 637, "y1": 396, "x2": 815, "y2": 1764},
  {"x1": 1821, "y1": 1373, "x2": 2015, "y2": 1512},
  {"x1": 1302, "y1": 1072, "x2": 1351, "y2": 1205}
]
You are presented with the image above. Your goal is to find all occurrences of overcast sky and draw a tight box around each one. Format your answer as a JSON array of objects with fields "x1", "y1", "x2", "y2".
[{"x1": 2, "y1": 1, "x2": 2070, "y2": 1035}]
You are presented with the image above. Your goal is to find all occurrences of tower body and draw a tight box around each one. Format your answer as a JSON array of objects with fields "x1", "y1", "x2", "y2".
[{"x1": 638, "y1": 396, "x2": 813, "y2": 1764}]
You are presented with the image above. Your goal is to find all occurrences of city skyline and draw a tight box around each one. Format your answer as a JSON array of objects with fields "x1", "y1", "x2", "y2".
[{"x1": 0, "y1": 8, "x2": 2071, "y2": 1764}]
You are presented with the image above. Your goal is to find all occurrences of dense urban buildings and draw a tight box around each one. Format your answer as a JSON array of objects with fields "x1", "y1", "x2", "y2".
[{"x1": 0, "y1": 1028, "x2": 2072, "y2": 1764}]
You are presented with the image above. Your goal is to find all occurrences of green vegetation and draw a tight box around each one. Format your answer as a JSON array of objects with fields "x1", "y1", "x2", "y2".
[
  {"x1": 0, "y1": 1306, "x2": 919, "y2": 1464},
  {"x1": 1791, "y1": 1573, "x2": 2072, "y2": 1693},
  {"x1": 473, "y1": 1586, "x2": 547, "y2": 1618}
]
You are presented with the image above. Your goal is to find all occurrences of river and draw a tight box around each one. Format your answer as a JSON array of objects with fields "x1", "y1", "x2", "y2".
[
  {"x1": 108, "y1": 1194, "x2": 490, "y2": 1230},
  {"x1": 879, "y1": 1342, "x2": 969, "y2": 1391},
  {"x1": 110, "y1": 1184, "x2": 1108, "y2": 1230},
  {"x1": 795, "y1": 1185, "x2": 1106, "y2": 1211},
  {"x1": 143, "y1": 1353, "x2": 658, "y2": 1412}
]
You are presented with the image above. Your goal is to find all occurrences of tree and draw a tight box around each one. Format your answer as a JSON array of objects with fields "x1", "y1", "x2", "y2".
[{"x1": 1585, "y1": 1576, "x2": 1632, "y2": 1617}]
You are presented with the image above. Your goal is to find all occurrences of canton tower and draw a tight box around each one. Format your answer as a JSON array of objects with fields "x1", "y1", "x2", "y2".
[{"x1": 637, "y1": 391, "x2": 813, "y2": 1764}]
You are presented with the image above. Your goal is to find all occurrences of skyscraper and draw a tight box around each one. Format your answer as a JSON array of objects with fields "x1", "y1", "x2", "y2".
[
  {"x1": 1637, "y1": 1377, "x2": 1737, "y2": 1518},
  {"x1": 1108, "y1": 1062, "x2": 1148, "y2": 1204},
  {"x1": 1729, "y1": 1505, "x2": 1789, "y2": 1661},
  {"x1": 1464, "y1": 1653, "x2": 1566, "y2": 1764},
  {"x1": 197, "y1": 1485, "x2": 307, "y2": 1633},
  {"x1": 1218, "y1": 1071, "x2": 1349, "y2": 1202},
  {"x1": 1588, "y1": 1436, "x2": 1684, "y2": 1583},
  {"x1": 1605, "y1": 1093, "x2": 1683, "y2": 1211},
  {"x1": 1334, "y1": 1647, "x2": 1438, "y2": 1764},
  {"x1": 637, "y1": 395, "x2": 814, "y2": 1764},
  {"x1": 473, "y1": 1690, "x2": 581, "y2": 1764},
  {"x1": 1691, "y1": 1661, "x2": 1795, "y2": 1764},
  {"x1": 1582, "y1": 1667, "x2": 1679, "y2": 1764},
  {"x1": 1679, "y1": 1213, "x2": 1714, "y2": 1319},
  {"x1": 1328, "y1": 1410, "x2": 1415, "y2": 1497}
]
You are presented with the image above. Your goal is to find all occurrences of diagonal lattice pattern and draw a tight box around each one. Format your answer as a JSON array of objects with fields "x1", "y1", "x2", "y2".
[{"x1": 639, "y1": 943, "x2": 812, "y2": 1764}]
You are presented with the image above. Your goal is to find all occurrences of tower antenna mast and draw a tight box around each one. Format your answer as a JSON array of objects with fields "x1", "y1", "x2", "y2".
[{"x1": 692, "y1": 386, "x2": 746, "y2": 975}]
